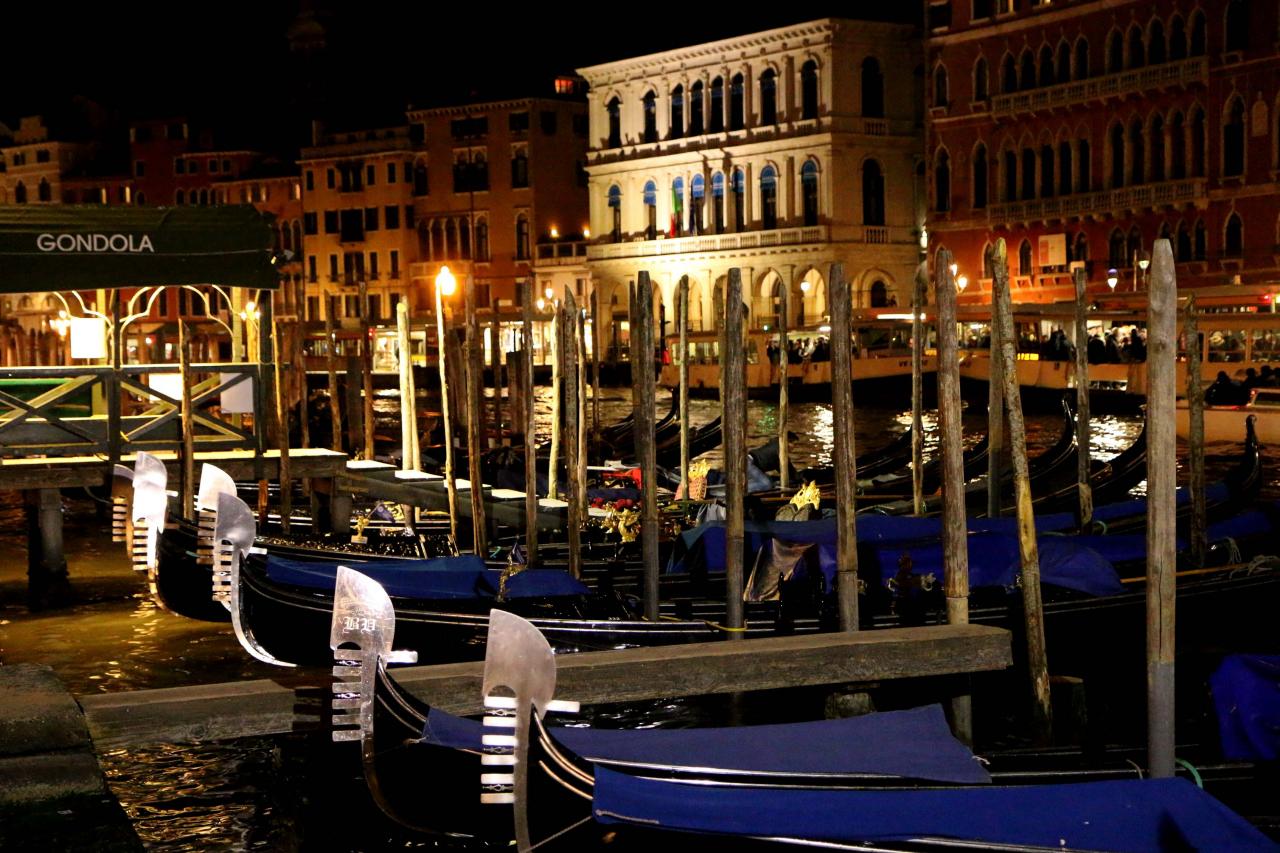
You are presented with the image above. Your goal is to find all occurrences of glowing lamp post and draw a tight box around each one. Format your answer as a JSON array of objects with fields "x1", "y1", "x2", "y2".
[
  {"x1": 1106, "y1": 268, "x2": 1119, "y2": 292},
  {"x1": 435, "y1": 265, "x2": 459, "y2": 539}
]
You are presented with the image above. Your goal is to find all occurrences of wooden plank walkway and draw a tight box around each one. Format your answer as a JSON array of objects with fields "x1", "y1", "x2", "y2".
[
  {"x1": 0, "y1": 448, "x2": 349, "y2": 490},
  {"x1": 78, "y1": 623, "x2": 1011, "y2": 750}
]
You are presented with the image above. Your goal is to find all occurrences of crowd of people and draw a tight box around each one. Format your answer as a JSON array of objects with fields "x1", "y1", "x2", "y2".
[
  {"x1": 1204, "y1": 366, "x2": 1280, "y2": 405},
  {"x1": 1084, "y1": 326, "x2": 1148, "y2": 364},
  {"x1": 767, "y1": 337, "x2": 830, "y2": 364}
]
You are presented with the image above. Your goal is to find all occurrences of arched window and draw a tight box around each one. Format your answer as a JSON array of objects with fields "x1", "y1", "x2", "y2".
[
  {"x1": 691, "y1": 174, "x2": 706, "y2": 234},
  {"x1": 729, "y1": 73, "x2": 746, "y2": 130},
  {"x1": 671, "y1": 177, "x2": 685, "y2": 236},
  {"x1": 1176, "y1": 220, "x2": 1193, "y2": 261},
  {"x1": 973, "y1": 57, "x2": 989, "y2": 101},
  {"x1": 934, "y1": 64, "x2": 949, "y2": 107},
  {"x1": 1194, "y1": 219, "x2": 1207, "y2": 260},
  {"x1": 413, "y1": 160, "x2": 429, "y2": 195},
  {"x1": 1225, "y1": 0, "x2": 1248, "y2": 52},
  {"x1": 861, "y1": 57, "x2": 885, "y2": 117},
  {"x1": 1190, "y1": 108, "x2": 1206, "y2": 177},
  {"x1": 515, "y1": 214, "x2": 530, "y2": 261},
  {"x1": 1018, "y1": 239, "x2": 1033, "y2": 275},
  {"x1": 1021, "y1": 147, "x2": 1036, "y2": 200},
  {"x1": 670, "y1": 84, "x2": 685, "y2": 138},
  {"x1": 1003, "y1": 149, "x2": 1018, "y2": 202},
  {"x1": 863, "y1": 159, "x2": 886, "y2": 224},
  {"x1": 445, "y1": 218, "x2": 458, "y2": 258},
  {"x1": 292, "y1": 220, "x2": 302, "y2": 253},
  {"x1": 1127, "y1": 25, "x2": 1145, "y2": 68},
  {"x1": 1040, "y1": 144, "x2": 1055, "y2": 198},
  {"x1": 689, "y1": 82, "x2": 704, "y2": 135},
  {"x1": 1079, "y1": 137, "x2": 1091, "y2": 189},
  {"x1": 1074, "y1": 38, "x2": 1090, "y2": 79},
  {"x1": 711, "y1": 172, "x2": 725, "y2": 232},
  {"x1": 1150, "y1": 114, "x2": 1166, "y2": 182},
  {"x1": 1019, "y1": 49, "x2": 1036, "y2": 90},
  {"x1": 37, "y1": 178, "x2": 50, "y2": 202},
  {"x1": 1223, "y1": 97, "x2": 1245, "y2": 177},
  {"x1": 1109, "y1": 228, "x2": 1127, "y2": 267},
  {"x1": 1129, "y1": 118, "x2": 1145, "y2": 184},
  {"x1": 608, "y1": 184, "x2": 623, "y2": 242},
  {"x1": 1072, "y1": 232, "x2": 1089, "y2": 263},
  {"x1": 430, "y1": 220, "x2": 445, "y2": 259},
  {"x1": 1169, "y1": 16, "x2": 1187, "y2": 60},
  {"x1": 1159, "y1": 220, "x2": 1173, "y2": 244},
  {"x1": 1001, "y1": 54, "x2": 1017, "y2": 94},
  {"x1": 800, "y1": 61, "x2": 819, "y2": 120},
  {"x1": 935, "y1": 149, "x2": 951, "y2": 212},
  {"x1": 642, "y1": 91, "x2": 658, "y2": 143},
  {"x1": 801, "y1": 161, "x2": 819, "y2": 226},
  {"x1": 759, "y1": 70, "x2": 777, "y2": 124},
  {"x1": 1149, "y1": 19, "x2": 1166, "y2": 64},
  {"x1": 1109, "y1": 123, "x2": 1126, "y2": 187},
  {"x1": 1038, "y1": 45, "x2": 1054, "y2": 87},
  {"x1": 710, "y1": 77, "x2": 725, "y2": 132},
  {"x1": 643, "y1": 180, "x2": 658, "y2": 239},
  {"x1": 1058, "y1": 140, "x2": 1073, "y2": 194},
  {"x1": 731, "y1": 169, "x2": 745, "y2": 231},
  {"x1": 14, "y1": 181, "x2": 26, "y2": 204},
  {"x1": 511, "y1": 149, "x2": 529, "y2": 188},
  {"x1": 870, "y1": 281, "x2": 889, "y2": 307},
  {"x1": 1170, "y1": 112, "x2": 1186, "y2": 179},
  {"x1": 1107, "y1": 30, "x2": 1124, "y2": 73},
  {"x1": 759, "y1": 165, "x2": 778, "y2": 229},
  {"x1": 1055, "y1": 42, "x2": 1071, "y2": 82},
  {"x1": 1127, "y1": 227, "x2": 1143, "y2": 266},
  {"x1": 606, "y1": 96, "x2": 622, "y2": 148},
  {"x1": 1225, "y1": 213, "x2": 1244, "y2": 256},
  {"x1": 459, "y1": 216, "x2": 472, "y2": 260},
  {"x1": 1190, "y1": 11, "x2": 1206, "y2": 56},
  {"x1": 972, "y1": 144, "x2": 988, "y2": 209}
]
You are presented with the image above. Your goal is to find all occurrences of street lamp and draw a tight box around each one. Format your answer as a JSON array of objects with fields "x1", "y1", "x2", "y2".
[
  {"x1": 1137, "y1": 253, "x2": 1150, "y2": 290},
  {"x1": 1106, "y1": 268, "x2": 1119, "y2": 291},
  {"x1": 956, "y1": 275, "x2": 969, "y2": 292},
  {"x1": 435, "y1": 265, "x2": 459, "y2": 539}
]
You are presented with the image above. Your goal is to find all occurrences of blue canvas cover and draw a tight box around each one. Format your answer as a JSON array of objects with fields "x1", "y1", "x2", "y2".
[
  {"x1": 591, "y1": 772, "x2": 1277, "y2": 851},
  {"x1": 1211, "y1": 654, "x2": 1280, "y2": 762},
  {"x1": 419, "y1": 704, "x2": 989, "y2": 784},
  {"x1": 263, "y1": 555, "x2": 590, "y2": 600}
]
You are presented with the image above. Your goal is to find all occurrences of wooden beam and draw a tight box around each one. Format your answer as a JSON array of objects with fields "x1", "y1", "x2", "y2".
[
  {"x1": 635, "y1": 272, "x2": 659, "y2": 618},
  {"x1": 323, "y1": 304, "x2": 342, "y2": 453},
  {"x1": 1147, "y1": 238, "x2": 1177, "y2": 778},
  {"x1": 590, "y1": 288, "x2": 601, "y2": 443},
  {"x1": 911, "y1": 263, "x2": 926, "y2": 516},
  {"x1": 1073, "y1": 269, "x2": 1092, "y2": 530},
  {"x1": 722, "y1": 269, "x2": 747, "y2": 637},
  {"x1": 465, "y1": 276, "x2": 488, "y2": 554},
  {"x1": 776, "y1": 275, "x2": 790, "y2": 493},
  {"x1": 1185, "y1": 294, "x2": 1206, "y2": 568},
  {"x1": 178, "y1": 320, "x2": 195, "y2": 521},
  {"x1": 829, "y1": 263, "x2": 860, "y2": 633},
  {"x1": 987, "y1": 246, "x2": 1005, "y2": 519},
  {"x1": 433, "y1": 284, "x2": 458, "y2": 542},
  {"x1": 78, "y1": 623, "x2": 1013, "y2": 750},
  {"x1": 678, "y1": 275, "x2": 691, "y2": 498}
]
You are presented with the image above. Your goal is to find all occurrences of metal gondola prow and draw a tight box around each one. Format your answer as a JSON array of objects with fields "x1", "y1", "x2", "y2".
[
  {"x1": 195, "y1": 464, "x2": 237, "y2": 566},
  {"x1": 215, "y1": 491, "x2": 295, "y2": 668},
  {"x1": 130, "y1": 451, "x2": 169, "y2": 573},
  {"x1": 111, "y1": 463, "x2": 134, "y2": 545}
]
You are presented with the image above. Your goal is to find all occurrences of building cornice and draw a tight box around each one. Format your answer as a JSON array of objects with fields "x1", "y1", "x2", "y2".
[{"x1": 928, "y1": 0, "x2": 1144, "y2": 47}]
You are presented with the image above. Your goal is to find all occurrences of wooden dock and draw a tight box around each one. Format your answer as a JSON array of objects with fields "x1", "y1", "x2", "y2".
[{"x1": 77, "y1": 623, "x2": 1011, "y2": 750}]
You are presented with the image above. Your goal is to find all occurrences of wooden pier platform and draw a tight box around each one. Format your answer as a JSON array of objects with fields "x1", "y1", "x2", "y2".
[{"x1": 78, "y1": 623, "x2": 1011, "y2": 750}]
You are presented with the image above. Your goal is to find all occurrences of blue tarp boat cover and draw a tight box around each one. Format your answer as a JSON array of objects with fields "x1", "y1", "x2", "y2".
[
  {"x1": 591, "y1": 772, "x2": 1276, "y2": 851},
  {"x1": 263, "y1": 555, "x2": 590, "y2": 600},
  {"x1": 420, "y1": 704, "x2": 989, "y2": 784},
  {"x1": 1211, "y1": 653, "x2": 1280, "y2": 762}
]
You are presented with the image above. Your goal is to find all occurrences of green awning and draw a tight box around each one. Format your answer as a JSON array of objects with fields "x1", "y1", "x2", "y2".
[{"x1": 0, "y1": 205, "x2": 279, "y2": 293}]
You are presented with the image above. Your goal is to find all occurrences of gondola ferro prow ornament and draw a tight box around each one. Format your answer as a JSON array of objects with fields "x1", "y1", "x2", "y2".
[
  {"x1": 195, "y1": 463, "x2": 236, "y2": 566},
  {"x1": 479, "y1": 609, "x2": 579, "y2": 853},
  {"x1": 130, "y1": 451, "x2": 169, "y2": 574},
  {"x1": 329, "y1": 566, "x2": 418, "y2": 745},
  {"x1": 111, "y1": 463, "x2": 133, "y2": 545},
  {"x1": 214, "y1": 492, "x2": 295, "y2": 667}
]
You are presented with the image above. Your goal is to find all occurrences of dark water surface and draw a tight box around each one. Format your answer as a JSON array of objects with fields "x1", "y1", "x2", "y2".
[{"x1": 1, "y1": 386, "x2": 1254, "y2": 849}]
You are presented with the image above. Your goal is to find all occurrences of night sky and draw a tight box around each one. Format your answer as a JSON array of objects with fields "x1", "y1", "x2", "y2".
[{"x1": 2, "y1": 1, "x2": 915, "y2": 155}]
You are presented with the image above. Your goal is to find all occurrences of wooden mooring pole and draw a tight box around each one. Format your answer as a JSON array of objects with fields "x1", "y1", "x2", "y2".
[
  {"x1": 636, "y1": 272, "x2": 660, "y2": 619},
  {"x1": 991, "y1": 239, "x2": 1052, "y2": 740},
  {"x1": 723, "y1": 269, "x2": 747, "y2": 637},
  {"x1": 1147, "y1": 239, "x2": 1177, "y2": 778},
  {"x1": 911, "y1": 263, "x2": 926, "y2": 516},
  {"x1": 561, "y1": 288, "x2": 583, "y2": 580},
  {"x1": 547, "y1": 303, "x2": 561, "y2": 502},
  {"x1": 178, "y1": 320, "x2": 195, "y2": 521},
  {"x1": 591, "y1": 288, "x2": 602, "y2": 443},
  {"x1": 271, "y1": 318, "x2": 292, "y2": 532},
  {"x1": 433, "y1": 279, "x2": 458, "y2": 543},
  {"x1": 464, "y1": 277, "x2": 488, "y2": 555},
  {"x1": 1186, "y1": 294, "x2": 1206, "y2": 568},
  {"x1": 678, "y1": 275, "x2": 691, "y2": 498},
  {"x1": 576, "y1": 297, "x2": 587, "y2": 508},
  {"x1": 396, "y1": 302, "x2": 415, "y2": 472},
  {"x1": 1073, "y1": 269, "x2": 1092, "y2": 530},
  {"x1": 360, "y1": 282, "x2": 375, "y2": 461},
  {"x1": 521, "y1": 279, "x2": 538, "y2": 566},
  {"x1": 324, "y1": 304, "x2": 342, "y2": 453},
  {"x1": 777, "y1": 277, "x2": 790, "y2": 493},
  {"x1": 829, "y1": 263, "x2": 860, "y2": 633},
  {"x1": 491, "y1": 304, "x2": 503, "y2": 445},
  {"x1": 935, "y1": 250, "x2": 972, "y2": 743}
]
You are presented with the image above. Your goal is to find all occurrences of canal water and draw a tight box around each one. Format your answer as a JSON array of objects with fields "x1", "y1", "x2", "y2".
[{"x1": 0, "y1": 387, "x2": 1239, "y2": 849}]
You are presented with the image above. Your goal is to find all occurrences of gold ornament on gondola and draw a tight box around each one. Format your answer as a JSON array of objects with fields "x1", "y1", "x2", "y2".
[
  {"x1": 790, "y1": 481, "x2": 821, "y2": 511},
  {"x1": 600, "y1": 505, "x2": 642, "y2": 543},
  {"x1": 683, "y1": 459, "x2": 711, "y2": 501}
]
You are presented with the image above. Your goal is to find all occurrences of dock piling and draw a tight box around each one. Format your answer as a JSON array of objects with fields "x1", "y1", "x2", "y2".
[
  {"x1": 1073, "y1": 269, "x2": 1092, "y2": 530},
  {"x1": 677, "y1": 275, "x2": 691, "y2": 499},
  {"x1": 323, "y1": 304, "x2": 342, "y2": 453},
  {"x1": 1186, "y1": 294, "x2": 1206, "y2": 568},
  {"x1": 431, "y1": 281, "x2": 458, "y2": 543},
  {"x1": 561, "y1": 288, "x2": 583, "y2": 580},
  {"x1": 829, "y1": 263, "x2": 860, "y2": 634},
  {"x1": 178, "y1": 320, "x2": 195, "y2": 521},
  {"x1": 911, "y1": 263, "x2": 926, "y2": 516},
  {"x1": 776, "y1": 276, "x2": 790, "y2": 493},
  {"x1": 723, "y1": 269, "x2": 747, "y2": 637},
  {"x1": 464, "y1": 276, "x2": 488, "y2": 555},
  {"x1": 636, "y1": 272, "x2": 659, "y2": 619},
  {"x1": 521, "y1": 279, "x2": 539, "y2": 566}
]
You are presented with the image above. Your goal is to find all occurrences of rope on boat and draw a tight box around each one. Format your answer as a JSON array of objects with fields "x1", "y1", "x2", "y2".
[
  {"x1": 1175, "y1": 757, "x2": 1205, "y2": 789},
  {"x1": 657, "y1": 614, "x2": 748, "y2": 632},
  {"x1": 1125, "y1": 759, "x2": 1145, "y2": 779}
]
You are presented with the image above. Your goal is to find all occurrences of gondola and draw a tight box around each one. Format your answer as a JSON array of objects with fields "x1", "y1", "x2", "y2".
[{"x1": 333, "y1": 588, "x2": 1275, "y2": 852}]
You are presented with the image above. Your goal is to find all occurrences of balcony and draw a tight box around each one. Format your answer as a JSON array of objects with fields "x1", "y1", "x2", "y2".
[
  {"x1": 990, "y1": 56, "x2": 1208, "y2": 119},
  {"x1": 535, "y1": 241, "x2": 589, "y2": 266},
  {"x1": 988, "y1": 178, "x2": 1207, "y2": 224},
  {"x1": 587, "y1": 226, "x2": 830, "y2": 261}
]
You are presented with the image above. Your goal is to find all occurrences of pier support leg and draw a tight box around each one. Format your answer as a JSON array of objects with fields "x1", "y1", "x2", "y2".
[
  {"x1": 329, "y1": 490, "x2": 352, "y2": 537},
  {"x1": 25, "y1": 489, "x2": 69, "y2": 609}
]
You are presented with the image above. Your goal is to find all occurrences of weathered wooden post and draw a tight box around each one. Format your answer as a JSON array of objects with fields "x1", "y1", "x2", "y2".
[
  {"x1": 590, "y1": 287, "x2": 602, "y2": 442},
  {"x1": 1147, "y1": 239, "x2": 1177, "y2": 778},
  {"x1": 561, "y1": 289, "x2": 584, "y2": 580},
  {"x1": 271, "y1": 317, "x2": 292, "y2": 532},
  {"x1": 547, "y1": 302, "x2": 561, "y2": 501},
  {"x1": 360, "y1": 282, "x2": 375, "y2": 461},
  {"x1": 991, "y1": 239, "x2": 1052, "y2": 740},
  {"x1": 935, "y1": 250, "x2": 972, "y2": 742},
  {"x1": 490, "y1": 302, "x2": 503, "y2": 444},
  {"x1": 521, "y1": 279, "x2": 538, "y2": 565},
  {"x1": 829, "y1": 263, "x2": 861, "y2": 633},
  {"x1": 1185, "y1": 294, "x2": 1206, "y2": 568},
  {"x1": 396, "y1": 301, "x2": 416, "y2": 472},
  {"x1": 1073, "y1": 268, "x2": 1092, "y2": 529},
  {"x1": 324, "y1": 303, "x2": 342, "y2": 453},
  {"x1": 776, "y1": 277, "x2": 790, "y2": 492},
  {"x1": 576, "y1": 296, "x2": 588, "y2": 506},
  {"x1": 723, "y1": 269, "x2": 747, "y2": 638},
  {"x1": 178, "y1": 320, "x2": 195, "y2": 521},
  {"x1": 912, "y1": 263, "x2": 927, "y2": 516},
  {"x1": 433, "y1": 272, "x2": 458, "y2": 542},
  {"x1": 464, "y1": 276, "x2": 488, "y2": 555},
  {"x1": 677, "y1": 275, "x2": 691, "y2": 497},
  {"x1": 636, "y1": 272, "x2": 660, "y2": 619}
]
